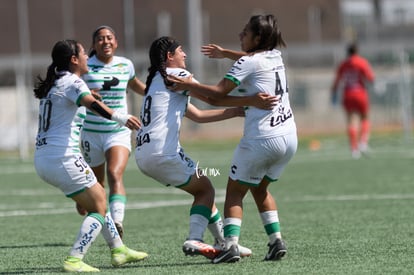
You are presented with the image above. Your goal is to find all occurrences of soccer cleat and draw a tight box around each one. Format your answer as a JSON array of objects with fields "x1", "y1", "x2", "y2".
[
  {"x1": 115, "y1": 222, "x2": 124, "y2": 239},
  {"x1": 63, "y1": 256, "x2": 100, "y2": 272},
  {"x1": 111, "y1": 245, "x2": 148, "y2": 267},
  {"x1": 211, "y1": 244, "x2": 240, "y2": 264},
  {"x1": 359, "y1": 143, "x2": 371, "y2": 157},
  {"x1": 359, "y1": 143, "x2": 369, "y2": 152},
  {"x1": 236, "y1": 244, "x2": 252, "y2": 257},
  {"x1": 264, "y1": 238, "x2": 287, "y2": 261},
  {"x1": 351, "y1": 150, "x2": 361, "y2": 159},
  {"x1": 182, "y1": 240, "x2": 217, "y2": 259},
  {"x1": 213, "y1": 241, "x2": 252, "y2": 257}
]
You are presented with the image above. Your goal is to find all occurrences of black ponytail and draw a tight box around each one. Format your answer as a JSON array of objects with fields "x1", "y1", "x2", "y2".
[
  {"x1": 34, "y1": 39, "x2": 79, "y2": 99},
  {"x1": 145, "y1": 36, "x2": 180, "y2": 94}
]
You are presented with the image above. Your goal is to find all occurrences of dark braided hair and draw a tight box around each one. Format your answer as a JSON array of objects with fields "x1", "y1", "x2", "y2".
[
  {"x1": 246, "y1": 14, "x2": 286, "y2": 53},
  {"x1": 145, "y1": 36, "x2": 180, "y2": 95},
  {"x1": 34, "y1": 39, "x2": 80, "y2": 99}
]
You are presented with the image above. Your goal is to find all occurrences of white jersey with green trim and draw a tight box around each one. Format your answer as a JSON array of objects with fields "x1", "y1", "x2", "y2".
[
  {"x1": 135, "y1": 68, "x2": 191, "y2": 156},
  {"x1": 225, "y1": 49, "x2": 296, "y2": 139},
  {"x1": 35, "y1": 72, "x2": 91, "y2": 154},
  {"x1": 82, "y1": 55, "x2": 135, "y2": 133}
]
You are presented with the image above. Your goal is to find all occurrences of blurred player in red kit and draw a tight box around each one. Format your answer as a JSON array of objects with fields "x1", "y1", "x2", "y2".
[{"x1": 331, "y1": 43, "x2": 375, "y2": 159}]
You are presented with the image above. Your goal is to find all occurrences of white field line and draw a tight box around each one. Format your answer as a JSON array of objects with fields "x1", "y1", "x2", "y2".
[
  {"x1": 1, "y1": 190, "x2": 414, "y2": 217},
  {"x1": 0, "y1": 196, "x2": 225, "y2": 217},
  {"x1": 0, "y1": 187, "x2": 194, "y2": 196}
]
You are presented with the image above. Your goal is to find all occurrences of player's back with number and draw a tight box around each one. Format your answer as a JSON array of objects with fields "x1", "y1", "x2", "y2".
[
  {"x1": 227, "y1": 50, "x2": 294, "y2": 138},
  {"x1": 36, "y1": 74, "x2": 87, "y2": 152},
  {"x1": 136, "y1": 67, "x2": 191, "y2": 156}
]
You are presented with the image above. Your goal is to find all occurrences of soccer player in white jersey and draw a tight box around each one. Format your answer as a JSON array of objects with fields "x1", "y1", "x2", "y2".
[
  {"x1": 169, "y1": 14, "x2": 297, "y2": 263},
  {"x1": 33, "y1": 39, "x2": 148, "y2": 272},
  {"x1": 134, "y1": 36, "x2": 278, "y2": 260},
  {"x1": 80, "y1": 26, "x2": 146, "y2": 238}
]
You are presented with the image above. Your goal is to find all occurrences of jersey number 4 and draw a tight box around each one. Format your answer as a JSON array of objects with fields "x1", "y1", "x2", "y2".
[{"x1": 274, "y1": 71, "x2": 288, "y2": 97}]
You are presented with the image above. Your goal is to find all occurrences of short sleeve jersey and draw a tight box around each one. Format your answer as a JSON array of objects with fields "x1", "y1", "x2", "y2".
[
  {"x1": 225, "y1": 49, "x2": 296, "y2": 139},
  {"x1": 82, "y1": 55, "x2": 135, "y2": 133},
  {"x1": 135, "y1": 68, "x2": 191, "y2": 156},
  {"x1": 35, "y1": 72, "x2": 91, "y2": 154}
]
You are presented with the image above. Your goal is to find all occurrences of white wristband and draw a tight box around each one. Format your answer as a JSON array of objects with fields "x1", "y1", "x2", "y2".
[{"x1": 111, "y1": 111, "x2": 131, "y2": 126}]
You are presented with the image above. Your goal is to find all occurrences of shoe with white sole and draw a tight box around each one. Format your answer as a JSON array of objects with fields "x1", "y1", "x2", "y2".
[
  {"x1": 211, "y1": 244, "x2": 240, "y2": 264},
  {"x1": 213, "y1": 241, "x2": 252, "y2": 257},
  {"x1": 182, "y1": 240, "x2": 217, "y2": 259}
]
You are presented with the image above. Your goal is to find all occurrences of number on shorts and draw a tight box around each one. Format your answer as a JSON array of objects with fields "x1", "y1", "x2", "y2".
[
  {"x1": 74, "y1": 156, "x2": 88, "y2": 172},
  {"x1": 81, "y1": 140, "x2": 90, "y2": 153}
]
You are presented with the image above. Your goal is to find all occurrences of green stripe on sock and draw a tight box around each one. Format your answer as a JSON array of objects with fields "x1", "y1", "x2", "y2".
[
  {"x1": 209, "y1": 211, "x2": 221, "y2": 224},
  {"x1": 264, "y1": 222, "x2": 281, "y2": 235},
  {"x1": 109, "y1": 194, "x2": 127, "y2": 203},
  {"x1": 87, "y1": 212, "x2": 105, "y2": 225},
  {"x1": 190, "y1": 205, "x2": 212, "y2": 220},
  {"x1": 224, "y1": 224, "x2": 241, "y2": 238}
]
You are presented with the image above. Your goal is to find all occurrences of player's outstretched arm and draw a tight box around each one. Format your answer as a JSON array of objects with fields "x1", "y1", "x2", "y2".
[
  {"x1": 168, "y1": 75, "x2": 278, "y2": 110},
  {"x1": 191, "y1": 91, "x2": 278, "y2": 110},
  {"x1": 184, "y1": 103, "x2": 244, "y2": 123},
  {"x1": 201, "y1": 44, "x2": 245, "y2": 60}
]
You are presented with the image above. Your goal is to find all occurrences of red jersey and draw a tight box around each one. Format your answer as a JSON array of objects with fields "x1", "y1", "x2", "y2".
[{"x1": 333, "y1": 54, "x2": 374, "y2": 94}]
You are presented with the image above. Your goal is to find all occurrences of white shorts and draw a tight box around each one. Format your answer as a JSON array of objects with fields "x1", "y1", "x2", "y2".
[
  {"x1": 34, "y1": 149, "x2": 97, "y2": 197},
  {"x1": 135, "y1": 148, "x2": 196, "y2": 187},
  {"x1": 80, "y1": 129, "x2": 132, "y2": 167},
  {"x1": 229, "y1": 133, "x2": 297, "y2": 186}
]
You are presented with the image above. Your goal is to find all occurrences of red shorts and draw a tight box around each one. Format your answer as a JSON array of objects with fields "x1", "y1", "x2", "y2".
[{"x1": 342, "y1": 90, "x2": 369, "y2": 116}]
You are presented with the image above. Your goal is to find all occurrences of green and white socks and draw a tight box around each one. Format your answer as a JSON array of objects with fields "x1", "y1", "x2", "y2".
[
  {"x1": 69, "y1": 213, "x2": 104, "y2": 259},
  {"x1": 260, "y1": 210, "x2": 282, "y2": 244}
]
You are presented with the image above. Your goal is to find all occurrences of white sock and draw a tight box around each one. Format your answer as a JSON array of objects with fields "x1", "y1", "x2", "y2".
[
  {"x1": 110, "y1": 200, "x2": 125, "y2": 225},
  {"x1": 188, "y1": 214, "x2": 209, "y2": 241},
  {"x1": 226, "y1": 236, "x2": 239, "y2": 249},
  {"x1": 207, "y1": 209, "x2": 225, "y2": 245},
  {"x1": 101, "y1": 212, "x2": 123, "y2": 249},
  {"x1": 69, "y1": 214, "x2": 103, "y2": 259}
]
